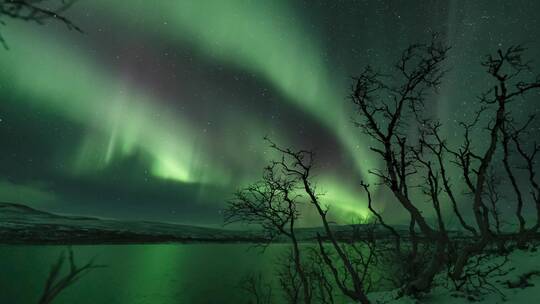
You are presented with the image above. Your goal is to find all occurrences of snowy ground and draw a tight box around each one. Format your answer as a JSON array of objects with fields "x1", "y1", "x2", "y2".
[{"x1": 369, "y1": 248, "x2": 540, "y2": 303}]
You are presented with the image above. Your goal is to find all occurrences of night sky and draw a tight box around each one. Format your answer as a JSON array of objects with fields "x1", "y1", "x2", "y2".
[{"x1": 1, "y1": 1, "x2": 539, "y2": 226}]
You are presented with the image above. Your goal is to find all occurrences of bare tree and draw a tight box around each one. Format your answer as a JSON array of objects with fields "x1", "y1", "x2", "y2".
[
  {"x1": 239, "y1": 272, "x2": 273, "y2": 304},
  {"x1": 351, "y1": 36, "x2": 540, "y2": 294},
  {"x1": 352, "y1": 36, "x2": 451, "y2": 293},
  {"x1": 266, "y1": 139, "x2": 372, "y2": 304},
  {"x1": 485, "y1": 169, "x2": 503, "y2": 235},
  {"x1": 38, "y1": 247, "x2": 104, "y2": 304},
  {"x1": 0, "y1": 0, "x2": 81, "y2": 49},
  {"x1": 454, "y1": 252, "x2": 512, "y2": 300},
  {"x1": 225, "y1": 138, "x2": 373, "y2": 304},
  {"x1": 276, "y1": 249, "x2": 305, "y2": 304},
  {"x1": 514, "y1": 133, "x2": 540, "y2": 234},
  {"x1": 451, "y1": 45, "x2": 540, "y2": 278},
  {"x1": 306, "y1": 248, "x2": 335, "y2": 304},
  {"x1": 224, "y1": 148, "x2": 312, "y2": 304}
]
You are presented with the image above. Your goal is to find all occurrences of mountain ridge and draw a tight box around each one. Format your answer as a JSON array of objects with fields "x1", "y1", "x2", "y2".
[
  {"x1": 0, "y1": 202, "x2": 409, "y2": 245},
  {"x1": 0, "y1": 201, "x2": 264, "y2": 244}
]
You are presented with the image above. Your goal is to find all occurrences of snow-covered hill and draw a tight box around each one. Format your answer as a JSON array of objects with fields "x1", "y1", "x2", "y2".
[{"x1": 0, "y1": 202, "x2": 262, "y2": 244}]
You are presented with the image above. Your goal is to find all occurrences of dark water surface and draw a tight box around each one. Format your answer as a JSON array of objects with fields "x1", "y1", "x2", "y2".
[{"x1": 0, "y1": 244, "x2": 290, "y2": 304}]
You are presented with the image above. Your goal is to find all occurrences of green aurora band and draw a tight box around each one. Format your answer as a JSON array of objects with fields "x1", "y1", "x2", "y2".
[
  {"x1": 0, "y1": 1, "x2": 375, "y2": 222},
  {"x1": 98, "y1": 0, "x2": 378, "y2": 180}
]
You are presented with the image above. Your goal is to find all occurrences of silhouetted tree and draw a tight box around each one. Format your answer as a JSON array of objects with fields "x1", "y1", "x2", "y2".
[
  {"x1": 276, "y1": 249, "x2": 306, "y2": 304},
  {"x1": 239, "y1": 272, "x2": 273, "y2": 304},
  {"x1": 224, "y1": 144, "x2": 312, "y2": 304},
  {"x1": 267, "y1": 139, "x2": 372, "y2": 304},
  {"x1": 0, "y1": 0, "x2": 81, "y2": 48},
  {"x1": 352, "y1": 36, "x2": 451, "y2": 294},
  {"x1": 305, "y1": 248, "x2": 335, "y2": 304},
  {"x1": 38, "y1": 247, "x2": 103, "y2": 304},
  {"x1": 226, "y1": 138, "x2": 373, "y2": 304},
  {"x1": 352, "y1": 35, "x2": 540, "y2": 295}
]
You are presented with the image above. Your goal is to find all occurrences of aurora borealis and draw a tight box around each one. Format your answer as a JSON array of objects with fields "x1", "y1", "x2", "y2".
[{"x1": 1, "y1": 0, "x2": 540, "y2": 226}]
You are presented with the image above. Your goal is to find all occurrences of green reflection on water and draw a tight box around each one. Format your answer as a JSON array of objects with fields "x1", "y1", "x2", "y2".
[
  {"x1": 0, "y1": 244, "x2": 287, "y2": 304},
  {"x1": 0, "y1": 243, "x2": 381, "y2": 303}
]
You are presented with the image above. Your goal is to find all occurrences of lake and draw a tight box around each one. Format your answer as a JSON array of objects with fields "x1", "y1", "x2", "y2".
[{"x1": 0, "y1": 244, "x2": 291, "y2": 304}]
